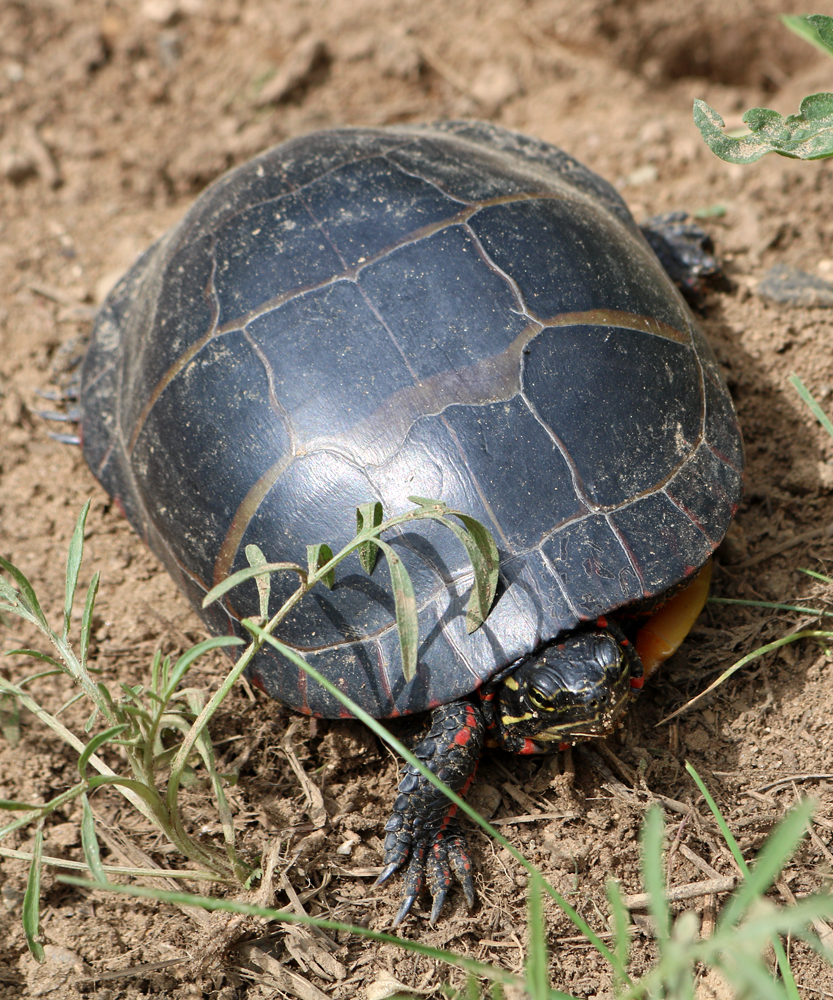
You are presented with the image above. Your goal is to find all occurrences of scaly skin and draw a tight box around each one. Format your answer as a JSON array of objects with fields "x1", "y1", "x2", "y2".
[{"x1": 376, "y1": 699, "x2": 484, "y2": 925}]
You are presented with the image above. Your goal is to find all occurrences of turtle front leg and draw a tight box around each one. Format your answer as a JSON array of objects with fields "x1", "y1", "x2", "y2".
[{"x1": 376, "y1": 698, "x2": 485, "y2": 926}]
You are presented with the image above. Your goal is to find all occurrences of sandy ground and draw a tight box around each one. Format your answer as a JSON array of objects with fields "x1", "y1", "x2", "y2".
[{"x1": 2, "y1": 1, "x2": 833, "y2": 997}]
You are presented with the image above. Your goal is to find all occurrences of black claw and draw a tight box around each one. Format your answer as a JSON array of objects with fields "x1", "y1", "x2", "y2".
[
  {"x1": 392, "y1": 893, "x2": 417, "y2": 928},
  {"x1": 429, "y1": 888, "x2": 448, "y2": 926},
  {"x1": 375, "y1": 862, "x2": 400, "y2": 887},
  {"x1": 460, "y1": 874, "x2": 477, "y2": 911}
]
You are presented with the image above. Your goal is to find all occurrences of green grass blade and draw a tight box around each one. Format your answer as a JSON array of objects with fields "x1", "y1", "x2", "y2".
[
  {"x1": 22, "y1": 828, "x2": 45, "y2": 961},
  {"x1": 605, "y1": 878, "x2": 631, "y2": 991},
  {"x1": 641, "y1": 806, "x2": 671, "y2": 946},
  {"x1": 2, "y1": 650, "x2": 63, "y2": 669},
  {"x1": 525, "y1": 873, "x2": 549, "y2": 998},
  {"x1": 718, "y1": 799, "x2": 815, "y2": 930},
  {"x1": 59, "y1": 876, "x2": 525, "y2": 992},
  {"x1": 689, "y1": 764, "x2": 803, "y2": 999},
  {"x1": 662, "y1": 630, "x2": 831, "y2": 723},
  {"x1": 790, "y1": 373, "x2": 833, "y2": 438},
  {"x1": 710, "y1": 595, "x2": 831, "y2": 615},
  {"x1": 63, "y1": 500, "x2": 90, "y2": 639},
  {"x1": 687, "y1": 763, "x2": 747, "y2": 873}
]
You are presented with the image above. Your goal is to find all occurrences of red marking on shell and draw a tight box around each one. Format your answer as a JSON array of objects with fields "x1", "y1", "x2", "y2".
[
  {"x1": 250, "y1": 672, "x2": 268, "y2": 695},
  {"x1": 596, "y1": 615, "x2": 608, "y2": 628},
  {"x1": 296, "y1": 669, "x2": 308, "y2": 713},
  {"x1": 630, "y1": 676, "x2": 644, "y2": 690},
  {"x1": 520, "y1": 738, "x2": 538, "y2": 755},
  {"x1": 113, "y1": 496, "x2": 128, "y2": 520}
]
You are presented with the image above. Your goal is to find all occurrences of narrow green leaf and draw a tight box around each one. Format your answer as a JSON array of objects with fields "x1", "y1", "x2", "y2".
[
  {"x1": 22, "y1": 828, "x2": 45, "y2": 961},
  {"x1": 79, "y1": 572, "x2": 100, "y2": 670},
  {"x1": 791, "y1": 372, "x2": 833, "y2": 439},
  {"x1": 202, "y1": 560, "x2": 305, "y2": 607},
  {"x1": 245, "y1": 544, "x2": 271, "y2": 618},
  {"x1": 63, "y1": 500, "x2": 91, "y2": 639},
  {"x1": 372, "y1": 539, "x2": 419, "y2": 681},
  {"x1": 306, "y1": 543, "x2": 335, "y2": 590},
  {"x1": 525, "y1": 873, "x2": 549, "y2": 998},
  {"x1": 78, "y1": 725, "x2": 129, "y2": 777},
  {"x1": 406, "y1": 495, "x2": 445, "y2": 508},
  {"x1": 85, "y1": 775, "x2": 166, "y2": 814},
  {"x1": 356, "y1": 501, "x2": 384, "y2": 575},
  {"x1": 2, "y1": 650, "x2": 63, "y2": 669},
  {"x1": 450, "y1": 512, "x2": 500, "y2": 633},
  {"x1": 161, "y1": 636, "x2": 244, "y2": 703},
  {"x1": 0, "y1": 554, "x2": 48, "y2": 628},
  {"x1": 432, "y1": 513, "x2": 500, "y2": 633},
  {"x1": 80, "y1": 793, "x2": 107, "y2": 884}
]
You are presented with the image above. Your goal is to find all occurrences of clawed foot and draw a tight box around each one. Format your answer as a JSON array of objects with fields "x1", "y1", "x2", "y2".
[
  {"x1": 376, "y1": 818, "x2": 477, "y2": 926},
  {"x1": 374, "y1": 699, "x2": 485, "y2": 925}
]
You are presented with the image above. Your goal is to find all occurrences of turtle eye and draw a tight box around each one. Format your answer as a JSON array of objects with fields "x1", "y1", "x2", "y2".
[{"x1": 527, "y1": 686, "x2": 554, "y2": 711}]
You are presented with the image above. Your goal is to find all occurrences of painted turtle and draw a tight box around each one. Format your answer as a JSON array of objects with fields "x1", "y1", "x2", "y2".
[{"x1": 80, "y1": 121, "x2": 743, "y2": 925}]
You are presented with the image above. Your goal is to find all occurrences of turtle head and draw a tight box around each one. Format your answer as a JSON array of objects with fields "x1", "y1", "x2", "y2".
[{"x1": 491, "y1": 629, "x2": 636, "y2": 752}]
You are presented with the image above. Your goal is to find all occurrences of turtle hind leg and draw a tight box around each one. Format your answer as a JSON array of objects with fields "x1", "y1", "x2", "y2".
[{"x1": 376, "y1": 698, "x2": 484, "y2": 925}]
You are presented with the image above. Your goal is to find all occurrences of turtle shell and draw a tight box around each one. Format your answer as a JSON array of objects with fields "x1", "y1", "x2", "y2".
[{"x1": 80, "y1": 121, "x2": 744, "y2": 719}]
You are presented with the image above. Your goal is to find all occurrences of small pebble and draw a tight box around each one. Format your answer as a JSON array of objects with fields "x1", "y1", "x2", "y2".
[{"x1": 756, "y1": 263, "x2": 833, "y2": 307}]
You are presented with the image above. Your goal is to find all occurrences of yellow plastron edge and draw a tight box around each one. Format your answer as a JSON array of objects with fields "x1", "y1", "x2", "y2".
[{"x1": 635, "y1": 559, "x2": 713, "y2": 679}]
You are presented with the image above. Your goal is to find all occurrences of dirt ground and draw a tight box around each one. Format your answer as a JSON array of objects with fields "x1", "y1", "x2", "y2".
[{"x1": 2, "y1": 0, "x2": 833, "y2": 997}]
